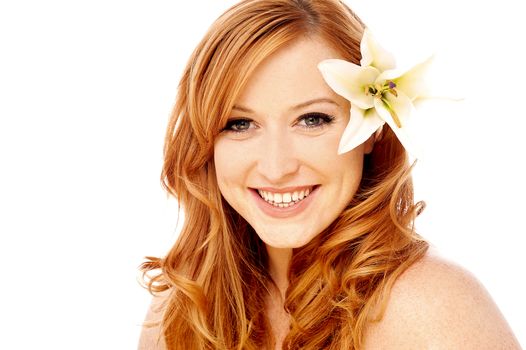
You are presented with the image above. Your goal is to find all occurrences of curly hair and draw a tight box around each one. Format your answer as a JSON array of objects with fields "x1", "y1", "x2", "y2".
[{"x1": 140, "y1": 0, "x2": 429, "y2": 349}]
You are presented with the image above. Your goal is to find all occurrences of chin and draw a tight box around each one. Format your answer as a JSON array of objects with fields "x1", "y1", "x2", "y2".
[{"x1": 256, "y1": 228, "x2": 318, "y2": 249}]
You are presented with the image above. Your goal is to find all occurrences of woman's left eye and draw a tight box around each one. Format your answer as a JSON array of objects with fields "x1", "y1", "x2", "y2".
[{"x1": 297, "y1": 112, "x2": 335, "y2": 129}]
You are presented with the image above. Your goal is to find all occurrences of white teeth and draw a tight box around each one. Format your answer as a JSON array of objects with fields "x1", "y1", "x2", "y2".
[
  {"x1": 292, "y1": 191, "x2": 299, "y2": 201},
  {"x1": 257, "y1": 187, "x2": 315, "y2": 207}
]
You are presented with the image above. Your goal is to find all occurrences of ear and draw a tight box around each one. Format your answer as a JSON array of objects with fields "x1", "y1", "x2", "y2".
[{"x1": 363, "y1": 126, "x2": 383, "y2": 155}]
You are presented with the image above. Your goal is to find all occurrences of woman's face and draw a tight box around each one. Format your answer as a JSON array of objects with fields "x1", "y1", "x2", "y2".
[{"x1": 214, "y1": 37, "x2": 371, "y2": 248}]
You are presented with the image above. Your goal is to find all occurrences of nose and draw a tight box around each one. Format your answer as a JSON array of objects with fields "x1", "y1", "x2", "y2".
[{"x1": 256, "y1": 129, "x2": 301, "y2": 184}]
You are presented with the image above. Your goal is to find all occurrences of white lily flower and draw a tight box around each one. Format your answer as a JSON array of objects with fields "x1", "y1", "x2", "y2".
[{"x1": 318, "y1": 29, "x2": 433, "y2": 156}]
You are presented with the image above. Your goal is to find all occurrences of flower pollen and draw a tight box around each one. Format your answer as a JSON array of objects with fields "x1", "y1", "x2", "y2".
[{"x1": 317, "y1": 28, "x2": 435, "y2": 157}]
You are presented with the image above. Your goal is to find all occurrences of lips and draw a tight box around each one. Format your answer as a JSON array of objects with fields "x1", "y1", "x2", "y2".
[{"x1": 250, "y1": 185, "x2": 320, "y2": 218}]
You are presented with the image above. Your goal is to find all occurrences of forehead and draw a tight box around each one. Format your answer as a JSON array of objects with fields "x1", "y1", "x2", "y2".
[{"x1": 235, "y1": 37, "x2": 348, "y2": 110}]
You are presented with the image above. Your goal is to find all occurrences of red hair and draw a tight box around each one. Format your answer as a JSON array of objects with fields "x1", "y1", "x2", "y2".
[{"x1": 141, "y1": 1, "x2": 428, "y2": 348}]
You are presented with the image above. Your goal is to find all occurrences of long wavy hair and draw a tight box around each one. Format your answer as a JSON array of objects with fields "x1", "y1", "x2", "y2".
[{"x1": 141, "y1": 0, "x2": 429, "y2": 349}]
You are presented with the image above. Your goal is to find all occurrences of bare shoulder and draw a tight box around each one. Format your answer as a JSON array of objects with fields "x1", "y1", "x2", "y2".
[
  {"x1": 137, "y1": 290, "x2": 169, "y2": 350},
  {"x1": 363, "y1": 249, "x2": 521, "y2": 349}
]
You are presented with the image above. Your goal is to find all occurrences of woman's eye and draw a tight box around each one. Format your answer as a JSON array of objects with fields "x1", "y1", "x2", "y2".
[
  {"x1": 297, "y1": 112, "x2": 335, "y2": 129},
  {"x1": 223, "y1": 118, "x2": 254, "y2": 133}
]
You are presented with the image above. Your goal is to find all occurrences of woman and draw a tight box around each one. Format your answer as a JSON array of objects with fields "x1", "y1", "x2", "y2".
[{"x1": 139, "y1": 0, "x2": 521, "y2": 349}]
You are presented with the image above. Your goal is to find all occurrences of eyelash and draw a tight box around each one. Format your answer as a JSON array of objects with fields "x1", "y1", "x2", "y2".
[
  {"x1": 297, "y1": 112, "x2": 335, "y2": 130},
  {"x1": 222, "y1": 112, "x2": 335, "y2": 133}
]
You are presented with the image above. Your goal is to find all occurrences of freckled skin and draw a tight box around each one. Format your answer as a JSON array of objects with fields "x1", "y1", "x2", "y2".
[
  {"x1": 213, "y1": 37, "x2": 371, "y2": 249},
  {"x1": 362, "y1": 251, "x2": 522, "y2": 349}
]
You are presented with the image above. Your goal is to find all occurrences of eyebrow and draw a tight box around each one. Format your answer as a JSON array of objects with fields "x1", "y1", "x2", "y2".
[{"x1": 232, "y1": 97, "x2": 341, "y2": 113}]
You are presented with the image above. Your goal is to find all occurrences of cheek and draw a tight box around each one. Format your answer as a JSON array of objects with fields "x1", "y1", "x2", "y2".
[
  {"x1": 296, "y1": 132, "x2": 340, "y2": 164},
  {"x1": 213, "y1": 140, "x2": 247, "y2": 190},
  {"x1": 302, "y1": 129, "x2": 363, "y2": 171},
  {"x1": 330, "y1": 149, "x2": 365, "y2": 202},
  {"x1": 213, "y1": 143, "x2": 230, "y2": 188}
]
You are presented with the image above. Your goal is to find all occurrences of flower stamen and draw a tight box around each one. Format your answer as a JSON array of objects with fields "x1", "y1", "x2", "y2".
[
  {"x1": 366, "y1": 86, "x2": 377, "y2": 95},
  {"x1": 365, "y1": 80, "x2": 398, "y2": 98},
  {"x1": 317, "y1": 29, "x2": 433, "y2": 156},
  {"x1": 381, "y1": 98, "x2": 402, "y2": 128},
  {"x1": 387, "y1": 80, "x2": 398, "y2": 97}
]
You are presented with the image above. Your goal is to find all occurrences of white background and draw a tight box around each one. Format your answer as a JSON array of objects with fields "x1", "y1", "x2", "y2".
[{"x1": 0, "y1": 1, "x2": 524, "y2": 348}]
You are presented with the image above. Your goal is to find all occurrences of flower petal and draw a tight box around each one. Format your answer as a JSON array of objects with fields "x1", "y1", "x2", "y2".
[
  {"x1": 376, "y1": 68, "x2": 404, "y2": 85},
  {"x1": 318, "y1": 59, "x2": 378, "y2": 109},
  {"x1": 393, "y1": 55, "x2": 434, "y2": 101},
  {"x1": 338, "y1": 105, "x2": 385, "y2": 154},
  {"x1": 360, "y1": 29, "x2": 396, "y2": 71},
  {"x1": 373, "y1": 91, "x2": 419, "y2": 156}
]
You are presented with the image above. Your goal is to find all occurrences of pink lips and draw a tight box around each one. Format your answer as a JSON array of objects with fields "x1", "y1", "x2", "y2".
[{"x1": 250, "y1": 186, "x2": 319, "y2": 218}]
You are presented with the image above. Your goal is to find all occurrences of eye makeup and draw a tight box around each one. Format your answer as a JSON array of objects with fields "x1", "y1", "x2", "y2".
[
  {"x1": 295, "y1": 112, "x2": 335, "y2": 131},
  {"x1": 221, "y1": 112, "x2": 335, "y2": 134}
]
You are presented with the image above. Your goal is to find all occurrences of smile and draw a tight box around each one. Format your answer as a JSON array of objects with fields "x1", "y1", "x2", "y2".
[
  {"x1": 250, "y1": 185, "x2": 320, "y2": 219},
  {"x1": 257, "y1": 186, "x2": 314, "y2": 208}
]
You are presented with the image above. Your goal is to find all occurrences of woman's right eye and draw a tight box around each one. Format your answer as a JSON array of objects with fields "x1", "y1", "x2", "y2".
[{"x1": 223, "y1": 118, "x2": 254, "y2": 133}]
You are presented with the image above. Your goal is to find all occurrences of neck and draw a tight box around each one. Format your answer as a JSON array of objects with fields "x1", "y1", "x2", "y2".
[{"x1": 266, "y1": 245, "x2": 292, "y2": 299}]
